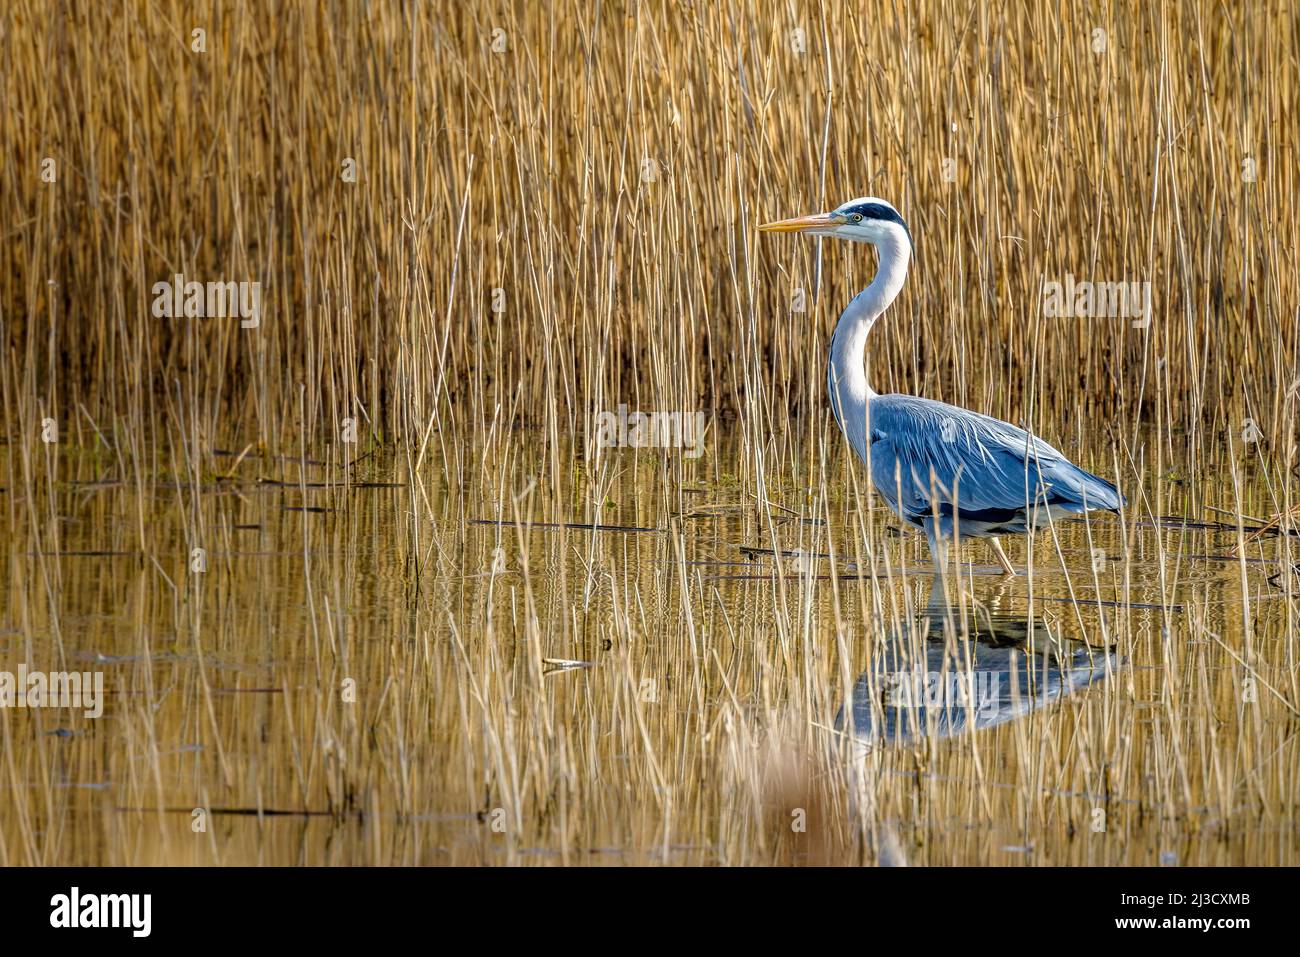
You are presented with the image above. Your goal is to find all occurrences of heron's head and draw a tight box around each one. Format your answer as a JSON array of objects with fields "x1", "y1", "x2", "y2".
[{"x1": 759, "y1": 197, "x2": 912, "y2": 251}]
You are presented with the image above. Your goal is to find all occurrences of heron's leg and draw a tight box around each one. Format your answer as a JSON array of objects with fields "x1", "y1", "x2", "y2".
[
  {"x1": 924, "y1": 525, "x2": 951, "y2": 613},
  {"x1": 925, "y1": 573, "x2": 945, "y2": 612},
  {"x1": 990, "y1": 536, "x2": 1016, "y2": 577},
  {"x1": 925, "y1": 524, "x2": 948, "y2": 573}
]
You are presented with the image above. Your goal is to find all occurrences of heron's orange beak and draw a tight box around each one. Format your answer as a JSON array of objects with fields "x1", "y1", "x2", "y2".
[{"x1": 758, "y1": 212, "x2": 837, "y2": 233}]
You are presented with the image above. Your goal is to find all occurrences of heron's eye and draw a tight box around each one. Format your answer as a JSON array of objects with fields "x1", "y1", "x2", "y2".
[{"x1": 852, "y1": 214, "x2": 863, "y2": 223}]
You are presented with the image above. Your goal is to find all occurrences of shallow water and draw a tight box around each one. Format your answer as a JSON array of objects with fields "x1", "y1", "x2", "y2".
[{"x1": 1, "y1": 433, "x2": 1296, "y2": 865}]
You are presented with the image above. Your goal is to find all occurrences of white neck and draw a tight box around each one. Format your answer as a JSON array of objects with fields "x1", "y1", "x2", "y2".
[{"x1": 827, "y1": 235, "x2": 911, "y2": 452}]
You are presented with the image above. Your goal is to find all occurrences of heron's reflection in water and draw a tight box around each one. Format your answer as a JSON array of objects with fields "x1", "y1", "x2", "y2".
[{"x1": 840, "y1": 603, "x2": 1119, "y2": 747}]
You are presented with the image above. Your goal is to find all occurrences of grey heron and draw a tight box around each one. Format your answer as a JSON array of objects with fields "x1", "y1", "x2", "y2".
[{"x1": 759, "y1": 197, "x2": 1123, "y2": 578}]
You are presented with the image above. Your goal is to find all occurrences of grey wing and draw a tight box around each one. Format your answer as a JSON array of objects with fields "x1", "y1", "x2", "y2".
[{"x1": 866, "y1": 395, "x2": 1122, "y2": 530}]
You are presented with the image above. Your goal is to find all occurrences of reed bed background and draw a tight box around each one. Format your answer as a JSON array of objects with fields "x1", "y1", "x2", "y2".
[{"x1": 1, "y1": 0, "x2": 1297, "y2": 866}]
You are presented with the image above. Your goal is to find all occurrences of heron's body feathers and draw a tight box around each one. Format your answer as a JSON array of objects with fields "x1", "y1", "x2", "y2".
[{"x1": 861, "y1": 394, "x2": 1123, "y2": 538}]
